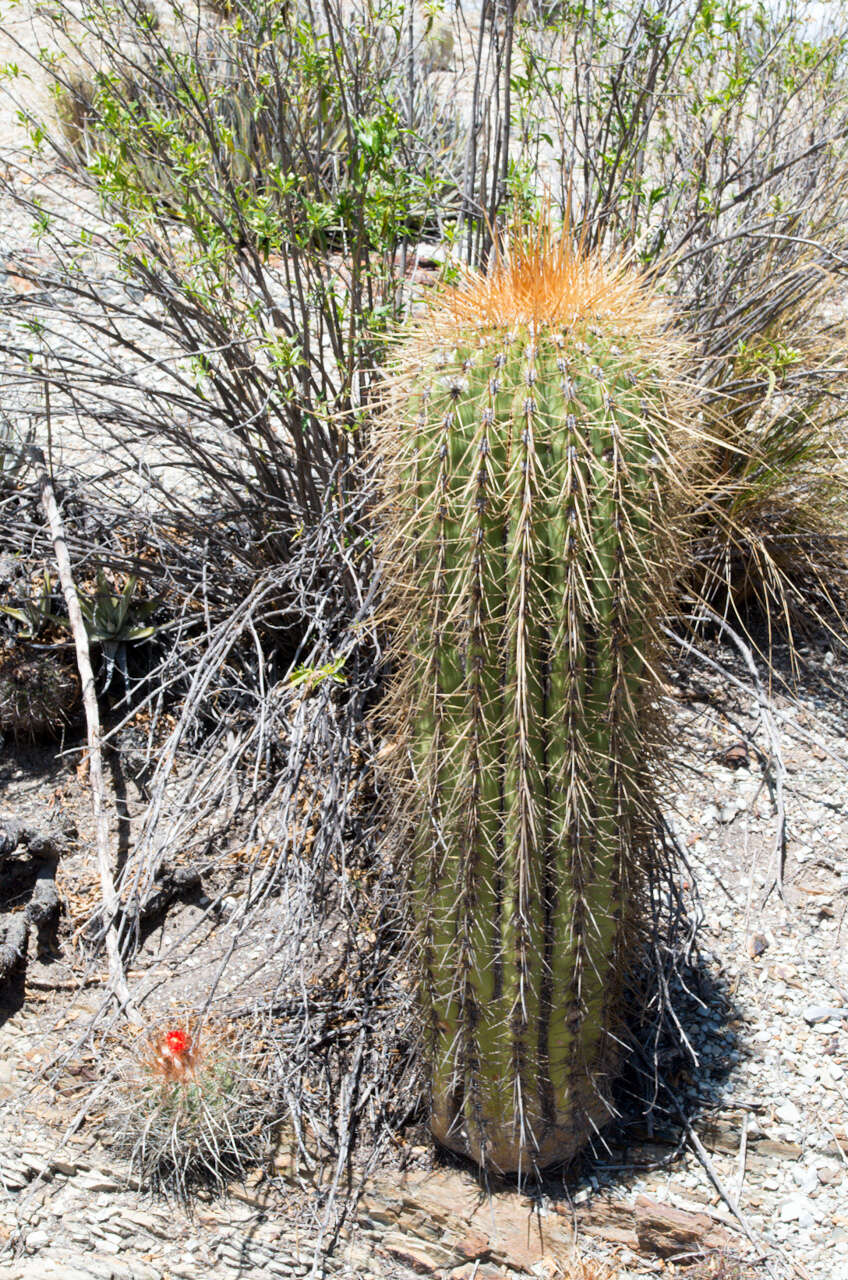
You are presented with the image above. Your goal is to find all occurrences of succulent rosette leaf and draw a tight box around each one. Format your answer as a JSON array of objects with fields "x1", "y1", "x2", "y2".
[{"x1": 373, "y1": 227, "x2": 695, "y2": 1173}]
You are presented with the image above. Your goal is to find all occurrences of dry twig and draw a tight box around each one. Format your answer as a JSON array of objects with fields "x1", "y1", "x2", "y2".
[{"x1": 34, "y1": 445, "x2": 140, "y2": 1025}]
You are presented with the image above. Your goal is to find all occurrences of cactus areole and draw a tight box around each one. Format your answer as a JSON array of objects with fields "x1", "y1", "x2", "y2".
[{"x1": 375, "y1": 230, "x2": 690, "y2": 1173}]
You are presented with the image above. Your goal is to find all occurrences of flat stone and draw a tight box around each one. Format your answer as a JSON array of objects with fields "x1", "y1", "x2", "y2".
[
  {"x1": 451, "y1": 1267, "x2": 510, "y2": 1280},
  {"x1": 382, "y1": 1233, "x2": 458, "y2": 1274},
  {"x1": 780, "y1": 1195, "x2": 819, "y2": 1225},
  {"x1": 803, "y1": 1005, "x2": 847, "y2": 1025},
  {"x1": 16, "y1": 1264, "x2": 100, "y2": 1280},
  {"x1": 81, "y1": 1257, "x2": 121, "y2": 1277},
  {"x1": 780, "y1": 1197, "x2": 803, "y2": 1223},
  {"x1": 794, "y1": 1168, "x2": 820, "y2": 1195},
  {"x1": 453, "y1": 1229, "x2": 490, "y2": 1261},
  {"x1": 113, "y1": 1210, "x2": 171, "y2": 1237},
  {"x1": 775, "y1": 1101, "x2": 802, "y2": 1126},
  {"x1": 18, "y1": 1153, "x2": 51, "y2": 1177},
  {"x1": 74, "y1": 1174, "x2": 122, "y2": 1193}
]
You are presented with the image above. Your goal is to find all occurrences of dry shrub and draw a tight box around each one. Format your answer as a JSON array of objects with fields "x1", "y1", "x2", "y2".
[{"x1": 691, "y1": 257, "x2": 848, "y2": 660}]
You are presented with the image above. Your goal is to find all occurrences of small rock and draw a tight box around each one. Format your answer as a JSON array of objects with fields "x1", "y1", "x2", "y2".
[
  {"x1": 719, "y1": 742, "x2": 749, "y2": 768},
  {"x1": 0, "y1": 820, "x2": 23, "y2": 856},
  {"x1": 780, "y1": 1194, "x2": 813, "y2": 1223},
  {"x1": 454, "y1": 1230, "x2": 490, "y2": 1261},
  {"x1": 5, "y1": 272, "x2": 39, "y2": 295},
  {"x1": 794, "y1": 1167, "x2": 820, "y2": 1195},
  {"x1": 748, "y1": 932, "x2": 769, "y2": 958},
  {"x1": 776, "y1": 1101, "x2": 802, "y2": 1126},
  {"x1": 803, "y1": 1005, "x2": 847, "y2": 1026}
]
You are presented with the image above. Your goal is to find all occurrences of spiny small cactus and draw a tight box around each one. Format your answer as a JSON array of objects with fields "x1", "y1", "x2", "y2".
[
  {"x1": 109, "y1": 1018, "x2": 268, "y2": 1199},
  {"x1": 0, "y1": 647, "x2": 81, "y2": 742},
  {"x1": 374, "y1": 225, "x2": 696, "y2": 1173}
]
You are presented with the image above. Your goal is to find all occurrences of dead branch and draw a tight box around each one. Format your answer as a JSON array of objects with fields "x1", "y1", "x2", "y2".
[
  {"x1": 33, "y1": 446, "x2": 141, "y2": 1026},
  {"x1": 26, "y1": 862, "x2": 61, "y2": 950},
  {"x1": 0, "y1": 912, "x2": 29, "y2": 983}
]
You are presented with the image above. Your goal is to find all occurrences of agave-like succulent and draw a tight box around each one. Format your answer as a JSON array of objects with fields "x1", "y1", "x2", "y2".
[{"x1": 68, "y1": 571, "x2": 160, "y2": 691}]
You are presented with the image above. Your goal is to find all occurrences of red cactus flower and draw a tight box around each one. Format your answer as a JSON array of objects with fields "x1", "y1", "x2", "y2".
[{"x1": 164, "y1": 1028, "x2": 190, "y2": 1058}]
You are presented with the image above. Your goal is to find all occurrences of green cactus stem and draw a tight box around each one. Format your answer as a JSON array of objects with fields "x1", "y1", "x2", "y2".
[{"x1": 374, "y1": 228, "x2": 694, "y2": 1173}]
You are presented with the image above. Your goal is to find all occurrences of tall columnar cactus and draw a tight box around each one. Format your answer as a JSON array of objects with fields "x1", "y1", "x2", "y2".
[{"x1": 375, "y1": 230, "x2": 692, "y2": 1173}]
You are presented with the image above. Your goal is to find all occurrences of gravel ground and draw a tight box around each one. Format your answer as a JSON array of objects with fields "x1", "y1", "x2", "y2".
[{"x1": 613, "y1": 640, "x2": 848, "y2": 1276}]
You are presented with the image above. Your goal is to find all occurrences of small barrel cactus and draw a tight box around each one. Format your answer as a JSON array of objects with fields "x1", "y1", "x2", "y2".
[
  {"x1": 0, "y1": 645, "x2": 81, "y2": 741},
  {"x1": 374, "y1": 228, "x2": 694, "y2": 1173},
  {"x1": 110, "y1": 1019, "x2": 268, "y2": 1199}
]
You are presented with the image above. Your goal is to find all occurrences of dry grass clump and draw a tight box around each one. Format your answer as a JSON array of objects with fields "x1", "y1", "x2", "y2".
[
  {"x1": 560, "y1": 1260, "x2": 617, "y2": 1279},
  {"x1": 676, "y1": 1252, "x2": 762, "y2": 1279},
  {"x1": 108, "y1": 1017, "x2": 270, "y2": 1199},
  {"x1": 693, "y1": 283, "x2": 848, "y2": 657},
  {"x1": 52, "y1": 69, "x2": 99, "y2": 153}
]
